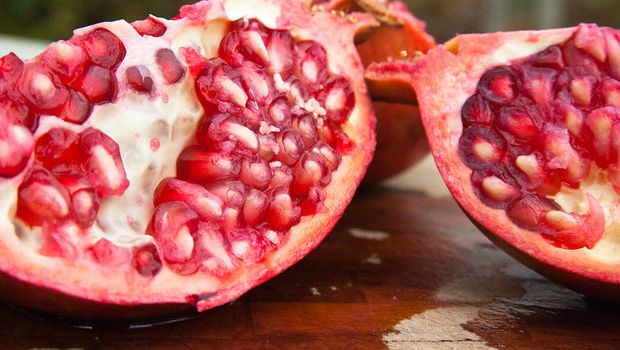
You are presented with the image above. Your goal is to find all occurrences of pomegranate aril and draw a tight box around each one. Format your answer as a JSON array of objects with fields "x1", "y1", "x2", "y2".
[
  {"x1": 267, "y1": 30, "x2": 294, "y2": 75},
  {"x1": 18, "y1": 63, "x2": 69, "y2": 113},
  {"x1": 42, "y1": 41, "x2": 89, "y2": 84},
  {"x1": 552, "y1": 102, "x2": 584, "y2": 137},
  {"x1": 148, "y1": 202, "x2": 200, "y2": 275},
  {"x1": 541, "y1": 194, "x2": 604, "y2": 249},
  {"x1": 570, "y1": 75, "x2": 596, "y2": 106},
  {"x1": 154, "y1": 178, "x2": 224, "y2": 220},
  {"x1": 126, "y1": 65, "x2": 154, "y2": 93},
  {"x1": 228, "y1": 228, "x2": 272, "y2": 263},
  {"x1": 35, "y1": 128, "x2": 79, "y2": 169},
  {"x1": 294, "y1": 41, "x2": 329, "y2": 92},
  {"x1": 585, "y1": 107, "x2": 618, "y2": 163},
  {"x1": 293, "y1": 151, "x2": 328, "y2": 196},
  {"x1": 292, "y1": 115, "x2": 318, "y2": 147},
  {"x1": 319, "y1": 76, "x2": 355, "y2": 122},
  {"x1": 79, "y1": 28, "x2": 126, "y2": 69},
  {"x1": 89, "y1": 238, "x2": 130, "y2": 267},
  {"x1": 601, "y1": 78, "x2": 620, "y2": 107},
  {"x1": 0, "y1": 120, "x2": 33, "y2": 178},
  {"x1": 496, "y1": 106, "x2": 539, "y2": 141},
  {"x1": 462, "y1": 94, "x2": 494, "y2": 127},
  {"x1": 196, "y1": 58, "x2": 248, "y2": 111},
  {"x1": 156, "y1": 48, "x2": 185, "y2": 85},
  {"x1": 276, "y1": 129, "x2": 305, "y2": 165},
  {"x1": 17, "y1": 166, "x2": 72, "y2": 226},
  {"x1": 269, "y1": 162, "x2": 294, "y2": 189},
  {"x1": 605, "y1": 30, "x2": 620, "y2": 80},
  {"x1": 239, "y1": 158, "x2": 272, "y2": 190},
  {"x1": 59, "y1": 90, "x2": 92, "y2": 124},
  {"x1": 2, "y1": 98, "x2": 37, "y2": 131},
  {"x1": 133, "y1": 244, "x2": 162, "y2": 277},
  {"x1": 506, "y1": 195, "x2": 557, "y2": 230},
  {"x1": 313, "y1": 141, "x2": 341, "y2": 172},
  {"x1": 177, "y1": 146, "x2": 240, "y2": 184},
  {"x1": 195, "y1": 222, "x2": 236, "y2": 277},
  {"x1": 477, "y1": 66, "x2": 518, "y2": 105},
  {"x1": 239, "y1": 61, "x2": 274, "y2": 105},
  {"x1": 55, "y1": 170, "x2": 99, "y2": 228},
  {"x1": 480, "y1": 176, "x2": 520, "y2": 203},
  {"x1": 0, "y1": 53, "x2": 24, "y2": 83},
  {"x1": 268, "y1": 96, "x2": 292, "y2": 128},
  {"x1": 528, "y1": 46, "x2": 564, "y2": 69},
  {"x1": 267, "y1": 188, "x2": 301, "y2": 231},
  {"x1": 77, "y1": 65, "x2": 117, "y2": 104},
  {"x1": 79, "y1": 128, "x2": 129, "y2": 196},
  {"x1": 541, "y1": 125, "x2": 589, "y2": 184},
  {"x1": 132, "y1": 16, "x2": 167, "y2": 37},
  {"x1": 459, "y1": 126, "x2": 506, "y2": 170},
  {"x1": 300, "y1": 186, "x2": 326, "y2": 215},
  {"x1": 517, "y1": 66, "x2": 557, "y2": 105},
  {"x1": 243, "y1": 189, "x2": 269, "y2": 227},
  {"x1": 258, "y1": 133, "x2": 278, "y2": 161},
  {"x1": 206, "y1": 180, "x2": 246, "y2": 209},
  {"x1": 574, "y1": 23, "x2": 607, "y2": 63},
  {"x1": 219, "y1": 19, "x2": 269, "y2": 67}
]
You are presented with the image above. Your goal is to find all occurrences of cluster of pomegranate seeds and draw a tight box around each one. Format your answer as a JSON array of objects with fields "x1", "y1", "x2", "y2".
[
  {"x1": 458, "y1": 24, "x2": 620, "y2": 249},
  {"x1": 147, "y1": 18, "x2": 353, "y2": 276}
]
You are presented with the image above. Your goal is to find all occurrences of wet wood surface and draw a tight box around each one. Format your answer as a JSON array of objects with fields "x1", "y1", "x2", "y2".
[{"x1": 1, "y1": 157, "x2": 620, "y2": 349}]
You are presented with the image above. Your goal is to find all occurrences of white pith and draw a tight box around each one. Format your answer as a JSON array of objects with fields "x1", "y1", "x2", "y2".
[{"x1": 0, "y1": 0, "x2": 377, "y2": 308}]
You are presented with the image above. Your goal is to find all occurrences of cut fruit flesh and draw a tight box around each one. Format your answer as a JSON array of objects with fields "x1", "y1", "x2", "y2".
[
  {"x1": 405, "y1": 24, "x2": 620, "y2": 301},
  {"x1": 0, "y1": 0, "x2": 377, "y2": 320}
]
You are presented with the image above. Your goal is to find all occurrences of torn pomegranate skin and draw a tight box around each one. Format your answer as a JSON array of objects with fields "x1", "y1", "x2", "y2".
[
  {"x1": 408, "y1": 24, "x2": 620, "y2": 301},
  {"x1": 0, "y1": 0, "x2": 377, "y2": 321}
]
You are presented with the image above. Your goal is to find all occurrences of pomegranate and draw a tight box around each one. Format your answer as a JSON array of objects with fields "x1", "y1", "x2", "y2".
[
  {"x1": 313, "y1": 0, "x2": 436, "y2": 183},
  {"x1": 401, "y1": 24, "x2": 620, "y2": 301},
  {"x1": 0, "y1": 0, "x2": 378, "y2": 320}
]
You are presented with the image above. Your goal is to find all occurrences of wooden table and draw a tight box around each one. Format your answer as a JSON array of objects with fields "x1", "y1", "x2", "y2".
[{"x1": 1, "y1": 157, "x2": 620, "y2": 349}]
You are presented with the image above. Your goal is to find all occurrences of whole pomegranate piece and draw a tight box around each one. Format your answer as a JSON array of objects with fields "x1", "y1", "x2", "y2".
[
  {"x1": 0, "y1": 0, "x2": 379, "y2": 321},
  {"x1": 392, "y1": 24, "x2": 620, "y2": 301}
]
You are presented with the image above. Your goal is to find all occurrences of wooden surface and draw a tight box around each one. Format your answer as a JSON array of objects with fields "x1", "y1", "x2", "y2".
[{"x1": 1, "y1": 156, "x2": 620, "y2": 349}]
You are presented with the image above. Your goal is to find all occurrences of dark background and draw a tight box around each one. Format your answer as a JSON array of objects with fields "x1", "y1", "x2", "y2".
[{"x1": 0, "y1": 0, "x2": 620, "y2": 43}]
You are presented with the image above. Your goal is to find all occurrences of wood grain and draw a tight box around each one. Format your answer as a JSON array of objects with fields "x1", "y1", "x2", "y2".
[{"x1": 1, "y1": 163, "x2": 620, "y2": 349}]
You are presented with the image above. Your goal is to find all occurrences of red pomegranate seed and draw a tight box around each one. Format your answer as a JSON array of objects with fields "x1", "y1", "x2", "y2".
[
  {"x1": 1, "y1": 98, "x2": 37, "y2": 132},
  {"x1": 293, "y1": 115, "x2": 318, "y2": 147},
  {"x1": 313, "y1": 141, "x2": 341, "y2": 172},
  {"x1": 153, "y1": 178, "x2": 224, "y2": 220},
  {"x1": 551, "y1": 101, "x2": 584, "y2": 137},
  {"x1": 132, "y1": 244, "x2": 162, "y2": 277},
  {"x1": 461, "y1": 94, "x2": 494, "y2": 127},
  {"x1": 541, "y1": 125, "x2": 589, "y2": 184},
  {"x1": 148, "y1": 201, "x2": 200, "y2": 275},
  {"x1": 156, "y1": 48, "x2": 185, "y2": 85},
  {"x1": 228, "y1": 228, "x2": 273, "y2": 263},
  {"x1": 528, "y1": 46, "x2": 564, "y2": 69},
  {"x1": 18, "y1": 63, "x2": 69, "y2": 113},
  {"x1": 292, "y1": 151, "x2": 328, "y2": 196},
  {"x1": 605, "y1": 30, "x2": 620, "y2": 80},
  {"x1": 319, "y1": 76, "x2": 355, "y2": 123},
  {"x1": 59, "y1": 90, "x2": 92, "y2": 124},
  {"x1": 267, "y1": 30, "x2": 294, "y2": 75},
  {"x1": 269, "y1": 162, "x2": 294, "y2": 189},
  {"x1": 477, "y1": 66, "x2": 518, "y2": 104},
  {"x1": 573, "y1": 23, "x2": 607, "y2": 63},
  {"x1": 585, "y1": 107, "x2": 618, "y2": 163},
  {"x1": 177, "y1": 146, "x2": 241, "y2": 184},
  {"x1": 131, "y1": 16, "x2": 167, "y2": 37},
  {"x1": 268, "y1": 96, "x2": 292, "y2": 128},
  {"x1": 266, "y1": 187, "x2": 301, "y2": 231},
  {"x1": 78, "y1": 28, "x2": 126, "y2": 69},
  {"x1": 205, "y1": 180, "x2": 246, "y2": 209},
  {"x1": 517, "y1": 66, "x2": 557, "y2": 105},
  {"x1": 294, "y1": 41, "x2": 328, "y2": 92},
  {"x1": 239, "y1": 158, "x2": 272, "y2": 190},
  {"x1": 601, "y1": 78, "x2": 620, "y2": 107},
  {"x1": 126, "y1": 65, "x2": 154, "y2": 93},
  {"x1": 0, "y1": 53, "x2": 24, "y2": 83},
  {"x1": 243, "y1": 189, "x2": 269, "y2": 227},
  {"x1": 54, "y1": 170, "x2": 99, "y2": 228},
  {"x1": 17, "y1": 166, "x2": 72, "y2": 226},
  {"x1": 219, "y1": 19, "x2": 270, "y2": 67},
  {"x1": 79, "y1": 128, "x2": 129, "y2": 196},
  {"x1": 35, "y1": 128, "x2": 79, "y2": 169},
  {"x1": 201, "y1": 114, "x2": 259, "y2": 153},
  {"x1": 300, "y1": 186, "x2": 326, "y2": 215},
  {"x1": 239, "y1": 61, "x2": 274, "y2": 105},
  {"x1": 276, "y1": 129, "x2": 305, "y2": 165},
  {"x1": 196, "y1": 58, "x2": 248, "y2": 111},
  {"x1": 42, "y1": 41, "x2": 89, "y2": 83},
  {"x1": 77, "y1": 65, "x2": 117, "y2": 104},
  {"x1": 458, "y1": 126, "x2": 507, "y2": 170},
  {"x1": 89, "y1": 238, "x2": 131, "y2": 267},
  {"x1": 496, "y1": 106, "x2": 539, "y2": 141},
  {"x1": 506, "y1": 195, "x2": 558, "y2": 231},
  {"x1": 0, "y1": 120, "x2": 33, "y2": 178},
  {"x1": 194, "y1": 222, "x2": 236, "y2": 277}
]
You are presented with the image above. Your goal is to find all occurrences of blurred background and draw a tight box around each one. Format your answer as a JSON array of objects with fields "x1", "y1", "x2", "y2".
[{"x1": 1, "y1": 0, "x2": 620, "y2": 44}]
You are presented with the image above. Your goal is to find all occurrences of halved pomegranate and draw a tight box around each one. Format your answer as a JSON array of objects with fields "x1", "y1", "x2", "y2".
[
  {"x1": 313, "y1": 0, "x2": 436, "y2": 183},
  {"x1": 401, "y1": 24, "x2": 620, "y2": 301},
  {"x1": 0, "y1": 0, "x2": 378, "y2": 321}
]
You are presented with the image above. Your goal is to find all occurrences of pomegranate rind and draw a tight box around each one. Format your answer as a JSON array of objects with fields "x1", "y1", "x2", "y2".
[
  {"x1": 0, "y1": 0, "x2": 377, "y2": 319},
  {"x1": 411, "y1": 27, "x2": 620, "y2": 301}
]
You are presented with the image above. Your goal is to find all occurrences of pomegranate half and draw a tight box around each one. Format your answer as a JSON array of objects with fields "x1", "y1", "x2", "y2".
[
  {"x1": 406, "y1": 24, "x2": 620, "y2": 301},
  {"x1": 0, "y1": 0, "x2": 378, "y2": 320}
]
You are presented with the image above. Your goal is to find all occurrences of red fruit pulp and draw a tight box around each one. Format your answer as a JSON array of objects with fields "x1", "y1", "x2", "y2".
[
  {"x1": 409, "y1": 24, "x2": 620, "y2": 301},
  {"x1": 0, "y1": 0, "x2": 377, "y2": 320}
]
